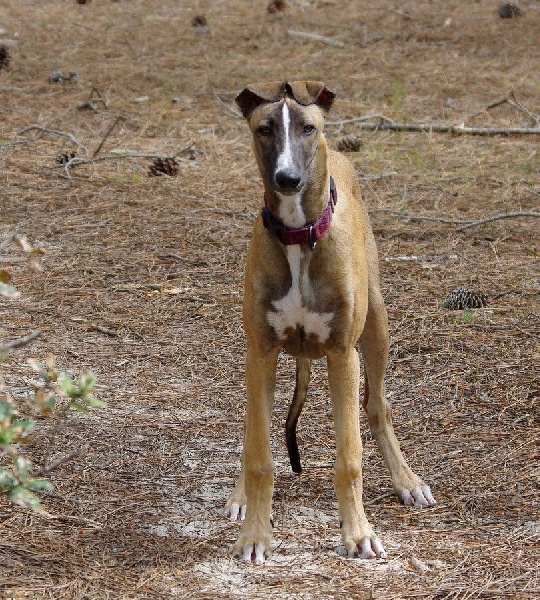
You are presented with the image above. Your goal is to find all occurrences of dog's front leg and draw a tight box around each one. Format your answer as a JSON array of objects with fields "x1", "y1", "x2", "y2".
[
  {"x1": 327, "y1": 348, "x2": 387, "y2": 559},
  {"x1": 229, "y1": 344, "x2": 278, "y2": 565}
]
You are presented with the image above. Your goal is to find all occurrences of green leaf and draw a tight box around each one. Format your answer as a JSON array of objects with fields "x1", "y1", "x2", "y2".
[
  {"x1": 0, "y1": 282, "x2": 20, "y2": 298},
  {"x1": 9, "y1": 485, "x2": 43, "y2": 511},
  {"x1": 462, "y1": 309, "x2": 474, "y2": 323},
  {"x1": 13, "y1": 455, "x2": 33, "y2": 480},
  {"x1": 0, "y1": 400, "x2": 16, "y2": 420},
  {"x1": 25, "y1": 478, "x2": 54, "y2": 492},
  {"x1": 0, "y1": 419, "x2": 35, "y2": 444},
  {"x1": 0, "y1": 469, "x2": 18, "y2": 489},
  {"x1": 57, "y1": 372, "x2": 76, "y2": 396}
]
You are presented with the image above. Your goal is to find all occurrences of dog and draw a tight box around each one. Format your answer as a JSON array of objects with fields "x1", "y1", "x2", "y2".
[{"x1": 225, "y1": 81, "x2": 435, "y2": 564}]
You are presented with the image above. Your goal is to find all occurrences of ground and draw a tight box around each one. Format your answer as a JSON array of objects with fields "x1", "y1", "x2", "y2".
[{"x1": 0, "y1": 0, "x2": 539, "y2": 598}]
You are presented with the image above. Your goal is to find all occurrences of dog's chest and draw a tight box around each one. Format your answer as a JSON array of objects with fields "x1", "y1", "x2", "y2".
[{"x1": 266, "y1": 246, "x2": 333, "y2": 349}]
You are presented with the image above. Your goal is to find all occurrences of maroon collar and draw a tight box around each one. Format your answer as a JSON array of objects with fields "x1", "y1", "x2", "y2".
[{"x1": 262, "y1": 177, "x2": 337, "y2": 250}]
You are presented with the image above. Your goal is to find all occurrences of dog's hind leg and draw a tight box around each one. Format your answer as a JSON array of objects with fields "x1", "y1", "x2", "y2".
[
  {"x1": 285, "y1": 358, "x2": 311, "y2": 473},
  {"x1": 360, "y1": 234, "x2": 436, "y2": 508}
]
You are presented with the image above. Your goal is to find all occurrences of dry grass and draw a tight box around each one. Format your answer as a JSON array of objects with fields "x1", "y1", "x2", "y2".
[{"x1": 1, "y1": 0, "x2": 539, "y2": 598}]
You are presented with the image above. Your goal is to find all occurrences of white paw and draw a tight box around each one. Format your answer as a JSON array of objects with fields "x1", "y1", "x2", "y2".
[
  {"x1": 400, "y1": 486, "x2": 436, "y2": 508},
  {"x1": 224, "y1": 502, "x2": 246, "y2": 521},
  {"x1": 355, "y1": 535, "x2": 387, "y2": 559},
  {"x1": 236, "y1": 542, "x2": 268, "y2": 565}
]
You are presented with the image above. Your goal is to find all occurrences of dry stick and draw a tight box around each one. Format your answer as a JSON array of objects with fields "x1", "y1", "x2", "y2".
[
  {"x1": 456, "y1": 211, "x2": 540, "y2": 231},
  {"x1": 38, "y1": 446, "x2": 88, "y2": 476},
  {"x1": 369, "y1": 208, "x2": 468, "y2": 225},
  {"x1": 16, "y1": 125, "x2": 87, "y2": 149},
  {"x1": 370, "y1": 208, "x2": 540, "y2": 230},
  {"x1": 61, "y1": 144, "x2": 198, "y2": 177},
  {"x1": 350, "y1": 121, "x2": 540, "y2": 135},
  {"x1": 0, "y1": 329, "x2": 42, "y2": 353},
  {"x1": 465, "y1": 91, "x2": 540, "y2": 127},
  {"x1": 92, "y1": 115, "x2": 125, "y2": 158}
]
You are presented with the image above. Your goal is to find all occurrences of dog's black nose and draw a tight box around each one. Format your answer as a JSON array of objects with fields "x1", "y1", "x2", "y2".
[{"x1": 275, "y1": 169, "x2": 301, "y2": 191}]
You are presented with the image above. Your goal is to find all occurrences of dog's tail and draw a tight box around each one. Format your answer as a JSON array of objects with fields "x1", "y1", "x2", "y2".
[{"x1": 285, "y1": 358, "x2": 311, "y2": 473}]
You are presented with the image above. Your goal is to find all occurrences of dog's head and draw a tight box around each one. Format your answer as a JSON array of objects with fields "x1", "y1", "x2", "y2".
[{"x1": 236, "y1": 81, "x2": 335, "y2": 196}]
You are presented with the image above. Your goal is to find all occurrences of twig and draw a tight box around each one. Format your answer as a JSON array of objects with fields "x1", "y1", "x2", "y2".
[
  {"x1": 287, "y1": 29, "x2": 346, "y2": 48},
  {"x1": 456, "y1": 211, "x2": 540, "y2": 231},
  {"x1": 357, "y1": 171, "x2": 397, "y2": 181},
  {"x1": 60, "y1": 144, "x2": 199, "y2": 178},
  {"x1": 92, "y1": 115, "x2": 125, "y2": 158},
  {"x1": 0, "y1": 330, "x2": 42, "y2": 353},
  {"x1": 212, "y1": 88, "x2": 242, "y2": 119},
  {"x1": 370, "y1": 208, "x2": 540, "y2": 230},
  {"x1": 466, "y1": 91, "x2": 540, "y2": 127},
  {"x1": 327, "y1": 114, "x2": 396, "y2": 127},
  {"x1": 38, "y1": 446, "x2": 88, "y2": 476},
  {"x1": 369, "y1": 208, "x2": 468, "y2": 225},
  {"x1": 16, "y1": 125, "x2": 87, "y2": 149},
  {"x1": 351, "y1": 121, "x2": 540, "y2": 135}
]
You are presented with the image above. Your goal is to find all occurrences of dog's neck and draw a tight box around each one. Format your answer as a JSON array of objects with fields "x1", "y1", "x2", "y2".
[{"x1": 262, "y1": 138, "x2": 330, "y2": 229}]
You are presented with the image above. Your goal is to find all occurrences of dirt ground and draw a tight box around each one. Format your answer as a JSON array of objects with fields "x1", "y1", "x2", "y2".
[{"x1": 1, "y1": 0, "x2": 539, "y2": 598}]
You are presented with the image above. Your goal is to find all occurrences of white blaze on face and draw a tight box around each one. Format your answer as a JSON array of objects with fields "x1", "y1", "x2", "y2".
[
  {"x1": 276, "y1": 102, "x2": 293, "y2": 173},
  {"x1": 276, "y1": 102, "x2": 304, "y2": 228},
  {"x1": 267, "y1": 246, "x2": 333, "y2": 343}
]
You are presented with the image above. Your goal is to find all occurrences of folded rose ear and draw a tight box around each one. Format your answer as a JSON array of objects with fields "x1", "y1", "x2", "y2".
[
  {"x1": 287, "y1": 81, "x2": 336, "y2": 113},
  {"x1": 236, "y1": 81, "x2": 336, "y2": 118},
  {"x1": 235, "y1": 81, "x2": 286, "y2": 118}
]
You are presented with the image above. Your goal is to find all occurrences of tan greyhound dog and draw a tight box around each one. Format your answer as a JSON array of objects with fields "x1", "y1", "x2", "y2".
[{"x1": 225, "y1": 81, "x2": 435, "y2": 564}]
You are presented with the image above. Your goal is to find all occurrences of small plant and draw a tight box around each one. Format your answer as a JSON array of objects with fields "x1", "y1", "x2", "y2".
[
  {"x1": 1, "y1": 233, "x2": 104, "y2": 512},
  {"x1": 0, "y1": 353, "x2": 103, "y2": 511}
]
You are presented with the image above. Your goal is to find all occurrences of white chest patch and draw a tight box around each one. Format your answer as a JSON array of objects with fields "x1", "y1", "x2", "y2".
[{"x1": 267, "y1": 246, "x2": 334, "y2": 343}]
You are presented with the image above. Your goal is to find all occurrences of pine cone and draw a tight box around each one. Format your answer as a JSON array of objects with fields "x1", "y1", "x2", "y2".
[
  {"x1": 498, "y1": 2, "x2": 524, "y2": 18},
  {"x1": 0, "y1": 45, "x2": 10, "y2": 70},
  {"x1": 268, "y1": 0, "x2": 287, "y2": 13},
  {"x1": 336, "y1": 134, "x2": 364, "y2": 152},
  {"x1": 57, "y1": 151, "x2": 77, "y2": 165},
  {"x1": 191, "y1": 15, "x2": 210, "y2": 34},
  {"x1": 443, "y1": 286, "x2": 488, "y2": 310},
  {"x1": 148, "y1": 157, "x2": 179, "y2": 177}
]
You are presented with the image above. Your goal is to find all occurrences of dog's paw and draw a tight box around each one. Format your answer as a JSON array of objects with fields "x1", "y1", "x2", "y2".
[
  {"x1": 340, "y1": 520, "x2": 387, "y2": 559},
  {"x1": 400, "y1": 486, "x2": 436, "y2": 508},
  {"x1": 224, "y1": 501, "x2": 246, "y2": 521},
  {"x1": 342, "y1": 533, "x2": 387, "y2": 559},
  {"x1": 232, "y1": 522, "x2": 273, "y2": 565}
]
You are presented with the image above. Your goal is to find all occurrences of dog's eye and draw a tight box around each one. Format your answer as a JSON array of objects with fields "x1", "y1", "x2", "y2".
[
  {"x1": 257, "y1": 125, "x2": 272, "y2": 136},
  {"x1": 303, "y1": 124, "x2": 316, "y2": 135}
]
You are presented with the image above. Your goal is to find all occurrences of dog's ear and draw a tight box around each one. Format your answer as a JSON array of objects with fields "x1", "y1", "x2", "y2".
[
  {"x1": 235, "y1": 82, "x2": 286, "y2": 118},
  {"x1": 287, "y1": 81, "x2": 336, "y2": 113}
]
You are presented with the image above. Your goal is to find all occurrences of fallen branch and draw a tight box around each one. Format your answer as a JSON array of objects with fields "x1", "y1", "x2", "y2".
[
  {"x1": 38, "y1": 446, "x2": 88, "y2": 476},
  {"x1": 59, "y1": 143, "x2": 200, "y2": 178},
  {"x1": 465, "y1": 91, "x2": 540, "y2": 128},
  {"x1": 456, "y1": 211, "x2": 540, "y2": 231},
  {"x1": 92, "y1": 115, "x2": 125, "y2": 158},
  {"x1": 351, "y1": 120, "x2": 540, "y2": 136},
  {"x1": 16, "y1": 125, "x2": 87, "y2": 149},
  {"x1": 370, "y1": 208, "x2": 540, "y2": 230},
  {"x1": 335, "y1": 94, "x2": 540, "y2": 136},
  {"x1": 369, "y1": 208, "x2": 467, "y2": 225},
  {"x1": 0, "y1": 330, "x2": 42, "y2": 353}
]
